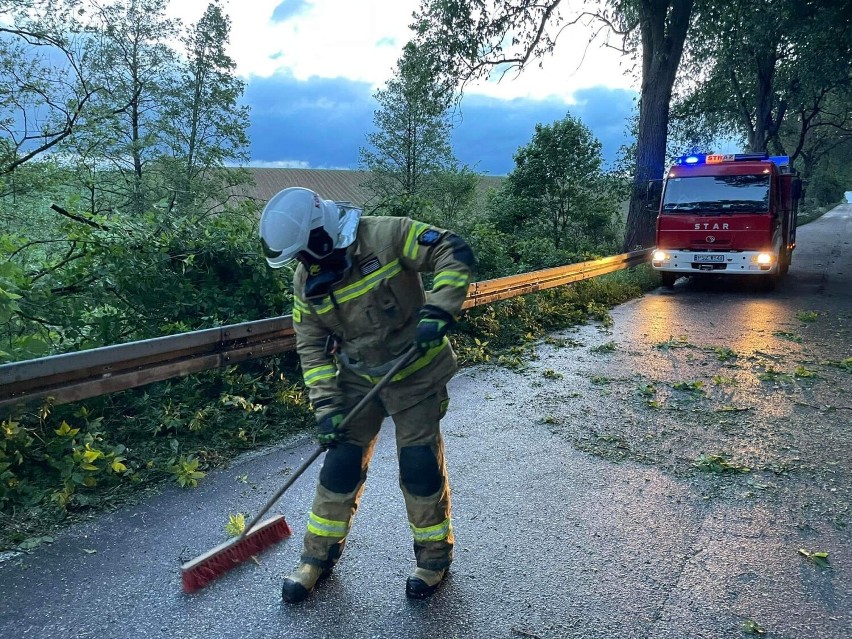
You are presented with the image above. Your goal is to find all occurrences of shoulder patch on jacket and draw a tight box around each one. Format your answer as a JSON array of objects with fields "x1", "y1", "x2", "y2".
[
  {"x1": 359, "y1": 256, "x2": 381, "y2": 276},
  {"x1": 417, "y1": 228, "x2": 442, "y2": 246}
]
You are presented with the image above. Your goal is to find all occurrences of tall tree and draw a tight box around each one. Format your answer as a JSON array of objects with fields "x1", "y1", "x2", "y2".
[
  {"x1": 779, "y1": 86, "x2": 852, "y2": 195},
  {"x1": 359, "y1": 41, "x2": 457, "y2": 212},
  {"x1": 428, "y1": 166, "x2": 480, "y2": 228},
  {"x1": 412, "y1": 0, "x2": 696, "y2": 250},
  {"x1": 83, "y1": 0, "x2": 179, "y2": 216},
  {"x1": 675, "y1": 0, "x2": 852, "y2": 157},
  {"x1": 159, "y1": 0, "x2": 250, "y2": 216},
  {"x1": 0, "y1": 0, "x2": 98, "y2": 177},
  {"x1": 622, "y1": 0, "x2": 693, "y2": 249},
  {"x1": 499, "y1": 112, "x2": 618, "y2": 252},
  {"x1": 2, "y1": 1, "x2": 258, "y2": 359}
]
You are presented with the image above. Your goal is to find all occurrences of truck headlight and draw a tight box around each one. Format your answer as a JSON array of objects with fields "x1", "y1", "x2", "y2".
[
  {"x1": 653, "y1": 250, "x2": 668, "y2": 262},
  {"x1": 756, "y1": 253, "x2": 772, "y2": 265}
]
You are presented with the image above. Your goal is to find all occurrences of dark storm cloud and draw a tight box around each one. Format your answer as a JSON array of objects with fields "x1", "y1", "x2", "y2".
[
  {"x1": 270, "y1": 0, "x2": 311, "y2": 23},
  {"x1": 242, "y1": 73, "x2": 637, "y2": 174},
  {"x1": 451, "y1": 87, "x2": 636, "y2": 175},
  {"x1": 242, "y1": 72, "x2": 376, "y2": 168}
]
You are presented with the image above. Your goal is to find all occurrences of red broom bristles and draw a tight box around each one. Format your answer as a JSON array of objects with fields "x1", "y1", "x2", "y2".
[{"x1": 180, "y1": 515, "x2": 292, "y2": 593}]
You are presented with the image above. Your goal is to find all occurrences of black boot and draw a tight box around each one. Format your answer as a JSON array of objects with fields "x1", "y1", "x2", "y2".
[
  {"x1": 281, "y1": 563, "x2": 328, "y2": 604},
  {"x1": 405, "y1": 567, "x2": 447, "y2": 599}
]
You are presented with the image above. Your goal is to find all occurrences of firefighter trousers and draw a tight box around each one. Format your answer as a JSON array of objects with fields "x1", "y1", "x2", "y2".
[{"x1": 300, "y1": 385, "x2": 453, "y2": 572}]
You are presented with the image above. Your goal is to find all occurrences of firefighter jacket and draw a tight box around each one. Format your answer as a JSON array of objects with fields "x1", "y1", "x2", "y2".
[{"x1": 291, "y1": 216, "x2": 474, "y2": 418}]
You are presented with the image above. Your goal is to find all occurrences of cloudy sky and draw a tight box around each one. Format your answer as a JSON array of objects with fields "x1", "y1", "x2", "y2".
[{"x1": 167, "y1": 0, "x2": 640, "y2": 176}]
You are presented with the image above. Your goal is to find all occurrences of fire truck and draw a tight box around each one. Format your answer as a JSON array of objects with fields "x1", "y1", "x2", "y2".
[{"x1": 651, "y1": 153, "x2": 802, "y2": 290}]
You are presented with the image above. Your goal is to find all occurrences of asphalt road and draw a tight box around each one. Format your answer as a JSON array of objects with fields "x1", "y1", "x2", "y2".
[{"x1": 1, "y1": 205, "x2": 850, "y2": 639}]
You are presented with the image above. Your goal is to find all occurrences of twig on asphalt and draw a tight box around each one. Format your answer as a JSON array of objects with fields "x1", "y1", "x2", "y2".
[{"x1": 793, "y1": 400, "x2": 852, "y2": 411}]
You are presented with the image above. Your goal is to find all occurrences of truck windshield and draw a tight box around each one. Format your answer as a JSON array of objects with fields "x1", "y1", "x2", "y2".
[{"x1": 662, "y1": 175, "x2": 770, "y2": 213}]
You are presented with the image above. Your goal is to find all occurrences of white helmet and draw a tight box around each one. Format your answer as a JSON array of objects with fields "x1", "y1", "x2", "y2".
[{"x1": 259, "y1": 187, "x2": 341, "y2": 268}]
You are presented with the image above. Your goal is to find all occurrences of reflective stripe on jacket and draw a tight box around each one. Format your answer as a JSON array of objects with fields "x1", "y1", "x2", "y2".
[{"x1": 292, "y1": 216, "x2": 474, "y2": 417}]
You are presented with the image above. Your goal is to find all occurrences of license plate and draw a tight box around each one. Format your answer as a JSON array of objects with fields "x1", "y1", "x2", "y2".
[{"x1": 693, "y1": 254, "x2": 724, "y2": 263}]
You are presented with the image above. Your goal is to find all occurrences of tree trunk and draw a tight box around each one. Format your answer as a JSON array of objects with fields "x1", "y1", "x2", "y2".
[
  {"x1": 623, "y1": 81, "x2": 671, "y2": 250},
  {"x1": 747, "y1": 48, "x2": 777, "y2": 153},
  {"x1": 622, "y1": 0, "x2": 694, "y2": 251}
]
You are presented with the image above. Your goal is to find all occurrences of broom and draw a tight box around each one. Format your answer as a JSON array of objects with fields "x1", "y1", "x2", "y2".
[{"x1": 180, "y1": 345, "x2": 419, "y2": 593}]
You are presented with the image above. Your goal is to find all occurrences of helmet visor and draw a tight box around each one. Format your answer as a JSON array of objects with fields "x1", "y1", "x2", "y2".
[{"x1": 261, "y1": 237, "x2": 284, "y2": 262}]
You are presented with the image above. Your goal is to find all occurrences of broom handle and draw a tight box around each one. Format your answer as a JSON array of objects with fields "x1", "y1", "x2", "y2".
[{"x1": 241, "y1": 344, "x2": 420, "y2": 538}]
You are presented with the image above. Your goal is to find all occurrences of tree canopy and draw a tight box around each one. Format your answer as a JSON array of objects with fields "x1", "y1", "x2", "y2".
[
  {"x1": 412, "y1": 0, "x2": 696, "y2": 250},
  {"x1": 675, "y1": 0, "x2": 852, "y2": 157},
  {"x1": 359, "y1": 41, "x2": 459, "y2": 215},
  {"x1": 0, "y1": 0, "x2": 259, "y2": 362},
  {"x1": 497, "y1": 113, "x2": 619, "y2": 254}
]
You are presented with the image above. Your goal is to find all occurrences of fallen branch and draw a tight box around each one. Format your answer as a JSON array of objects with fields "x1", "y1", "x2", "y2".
[{"x1": 51, "y1": 204, "x2": 109, "y2": 231}]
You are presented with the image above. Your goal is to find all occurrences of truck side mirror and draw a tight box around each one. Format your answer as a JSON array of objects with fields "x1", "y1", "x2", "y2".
[
  {"x1": 792, "y1": 179, "x2": 803, "y2": 200},
  {"x1": 646, "y1": 180, "x2": 662, "y2": 209}
]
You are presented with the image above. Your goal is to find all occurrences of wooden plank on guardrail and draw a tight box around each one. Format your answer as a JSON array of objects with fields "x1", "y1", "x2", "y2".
[{"x1": 0, "y1": 249, "x2": 650, "y2": 409}]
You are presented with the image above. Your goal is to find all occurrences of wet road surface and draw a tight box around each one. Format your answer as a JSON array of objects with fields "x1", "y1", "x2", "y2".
[{"x1": 1, "y1": 205, "x2": 850, "y2": 639}]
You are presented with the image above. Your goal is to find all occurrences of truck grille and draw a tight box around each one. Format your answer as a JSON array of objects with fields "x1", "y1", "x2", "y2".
[
  {"x1": 691, "y1": 240, "x2": 731, "y2": 248},
  {"x1": 690, "y1": 263, "x2": 728, "y2": 271}
]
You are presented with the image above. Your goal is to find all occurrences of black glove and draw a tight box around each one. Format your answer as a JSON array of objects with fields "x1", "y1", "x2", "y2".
[
  {"x1": 415, "y1": 306, "x2": 453, "y2": 353},
  {"x1": 316, "y1": 411, "x2": 346, "y2": 449}
]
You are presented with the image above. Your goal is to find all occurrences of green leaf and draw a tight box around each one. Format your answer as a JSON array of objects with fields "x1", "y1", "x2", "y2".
[
  {"x1": 742, "y1": 619, "x2": 766, "y2": 634},
  {"x1": 799, "y1": 548, "x2": 831, "y2": 567},
  {"x1": 54, "y1": 421, "x2": 80, "y2": 437},
  {"x1": 16, "y1": 535, "x2": 55, "y2": 552},
  {"x1": 224, "y1": 512, "x2": 246, "y2": 537}
]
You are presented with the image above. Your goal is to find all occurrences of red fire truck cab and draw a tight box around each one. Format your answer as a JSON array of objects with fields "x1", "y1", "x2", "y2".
[{"x1": 651, "y1": 153, "x2": 802, "y2": 290}]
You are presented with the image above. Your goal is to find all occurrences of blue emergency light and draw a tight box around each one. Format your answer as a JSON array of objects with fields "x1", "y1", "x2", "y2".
[
  {"x1": 768, "y1": 155, "x2": 790, "y2": 166},
  {"x1": 674, "y1": 153, "x2": 790, "y2": 167}
]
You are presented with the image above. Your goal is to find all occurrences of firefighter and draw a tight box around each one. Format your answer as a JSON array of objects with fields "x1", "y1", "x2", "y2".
[{"x1": 259, "y1": 187, "x2": 475, "y2": 603}]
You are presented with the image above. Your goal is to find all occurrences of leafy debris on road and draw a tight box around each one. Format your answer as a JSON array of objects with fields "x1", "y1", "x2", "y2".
[
  {"x1": 590, "y1": 340, "x2": 617, "y2": 353},
  {"x1": 694, "y1": 454, "x2": 750, "y2": 474},
  {"x1": 797, "y1": 310, "x2": 820, "y2": 323},
  {"x1": 654, "y1": 335, "x2": 696, "y2": 350},
  {"x1": 672, "y1": 380, "x2": 705, "y2": 394},
  {"x1": 824, "y1": 357, "x2": 852, "y2": 372},
  {"x1": 15, "y1": 536, "x2": 54, "y2": 553},
  {"x1": 713, "y1": 346, "x2": 738, "y2": 361},
  {"x1": 794, "y1": 365, "x2": 817, "y2": 378},
  {"x1": 224, "y1": 513, "x2": 246, "y2": 537},
  {"x1": 757, "y1": 367, "x2": 792, "y2": 383},
  {"x1": 774, "y1": 331, "x2": 803, "y2": 343},
  {"x1": 742, "y1": 619, "x2": 766, "y2": 635},
  {"x1": 798, "y1": 548, "x2": 830, "y2": 567}
]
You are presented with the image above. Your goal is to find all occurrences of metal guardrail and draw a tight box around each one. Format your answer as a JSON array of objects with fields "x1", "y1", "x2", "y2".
[
  {"x1": 461, "y1": 248, "x2": 651, "y2": 309},
  {"x1": 0, "y1": 249, "x2": 651, "y2": 409}
]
